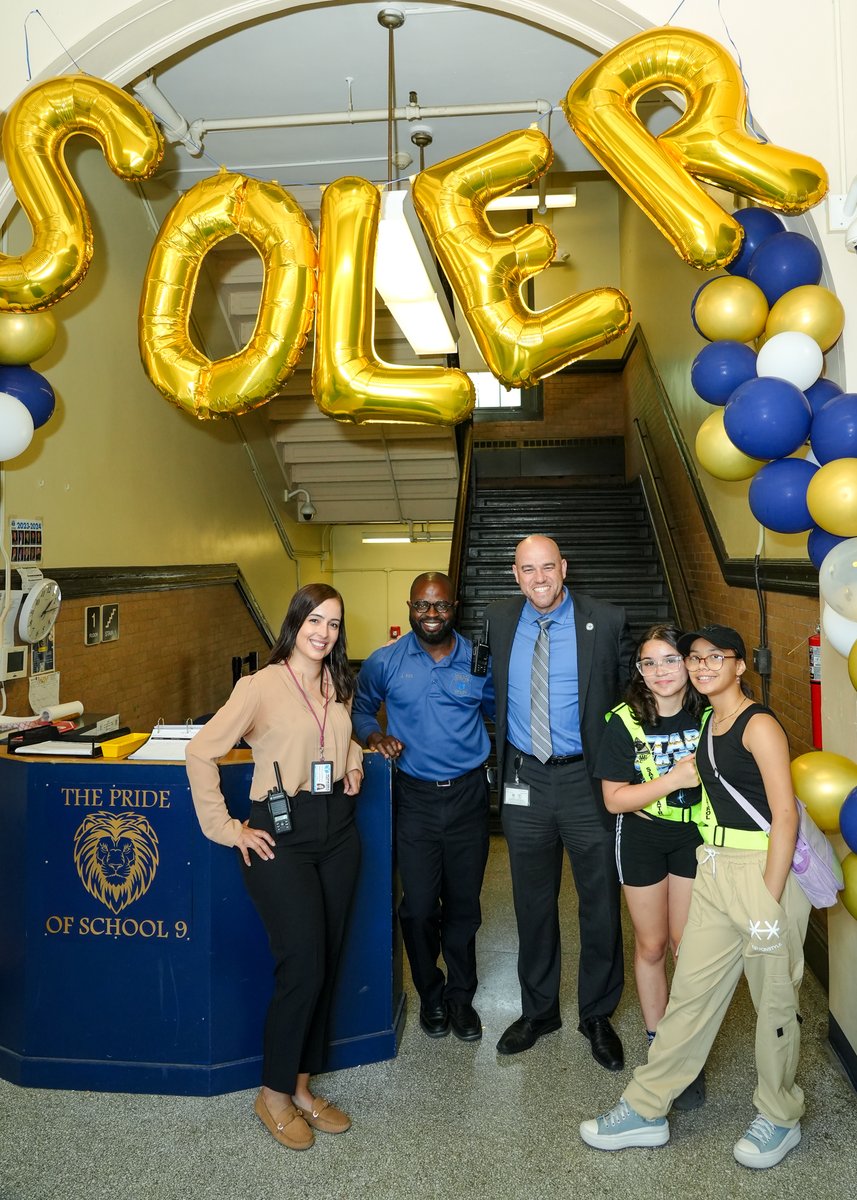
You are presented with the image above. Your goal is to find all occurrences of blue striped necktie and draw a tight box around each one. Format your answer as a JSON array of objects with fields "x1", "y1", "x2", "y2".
[{"x1": 531, "y1": 618, "x2": 553, "y2": 763}]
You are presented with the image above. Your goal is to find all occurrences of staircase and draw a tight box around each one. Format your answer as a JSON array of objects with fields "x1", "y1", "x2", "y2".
[{"x1": 458, "y1": 480, "x2": 673, "y2": 645}]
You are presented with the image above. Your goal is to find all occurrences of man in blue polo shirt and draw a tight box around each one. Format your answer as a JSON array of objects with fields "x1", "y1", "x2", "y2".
[{"x1": 352, "y1": 571, "x2": 494, "y2": 1042}]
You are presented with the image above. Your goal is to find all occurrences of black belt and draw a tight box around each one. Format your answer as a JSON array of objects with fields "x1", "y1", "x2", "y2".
[
  {"x1": 397, "y1": 764, "x2": 485, "y2": 789},
  {"x1": 513, "y1": 746, "x2": 584, "y2": 767}
]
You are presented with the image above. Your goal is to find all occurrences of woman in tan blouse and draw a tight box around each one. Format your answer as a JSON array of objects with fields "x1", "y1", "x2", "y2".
[{"x1": 186, "y1": 583, "x2": 363, "y2": 1151}]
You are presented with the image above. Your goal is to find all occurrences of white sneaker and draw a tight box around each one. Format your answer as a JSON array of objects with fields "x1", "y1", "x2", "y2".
[
  {"x1": 733, "y1": 1114, "x2": 801, "y2": 1168},
  {"x1": 580, "y1": 1098, "x2": 670, "y2": 1151}
]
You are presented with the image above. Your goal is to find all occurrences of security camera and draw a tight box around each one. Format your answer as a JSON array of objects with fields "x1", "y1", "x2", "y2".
[
  {"x1": 299, "y1": 501, "x2": 316, "y2": 522},
  {"x1": 285, "y1": 488, "x2": 317, "y2": 522}
]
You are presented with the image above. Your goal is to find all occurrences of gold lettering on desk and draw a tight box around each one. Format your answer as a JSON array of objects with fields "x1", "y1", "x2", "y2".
[
  {"x1": 44, "y1": 915, "x2": 190, "y2": 939},
  {"x1": 61, "y1": 787, "x2": 105, "y2": 807},
  {"x1": 107, "y1": 788, "x2": 171, "y2": 809}
]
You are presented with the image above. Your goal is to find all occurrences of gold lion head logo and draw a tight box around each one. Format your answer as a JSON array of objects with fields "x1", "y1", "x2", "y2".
[{"x1": 73, "y1": 812, "x2": 159, "y2": 914}]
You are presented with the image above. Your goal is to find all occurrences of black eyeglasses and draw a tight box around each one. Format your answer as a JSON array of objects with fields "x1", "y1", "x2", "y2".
[{"x1": 410, "y1": 600, "x2": 455, "y2": 615}]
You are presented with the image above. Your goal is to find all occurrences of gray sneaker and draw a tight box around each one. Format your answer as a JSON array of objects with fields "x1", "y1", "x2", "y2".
[
  {"x1": 580, "y1": 1098, "x2": 670, "y2": 1151},
  {"x1": 733, "y1": 1114, "x2": 801, "y2": 1168}
]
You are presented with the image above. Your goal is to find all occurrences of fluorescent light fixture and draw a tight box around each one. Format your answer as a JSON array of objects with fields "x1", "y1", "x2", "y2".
[
  {"x1": 486, "y1": 189, "x2": 576, "y2": 212},
  {"x1": 362, "y1": 536, "x2": 412, "y2": 544},
  {"x1": 374, "y1": 189, "x2": 458, "y2": 355}
]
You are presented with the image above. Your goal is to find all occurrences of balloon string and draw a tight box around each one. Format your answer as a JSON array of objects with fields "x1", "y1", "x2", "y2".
[
  {"x1": 24, "y1": 8, "x2": 86, "y2": 81},
  {"x1": 666, "y1": 0, "x2": 767, "y2": 146}
]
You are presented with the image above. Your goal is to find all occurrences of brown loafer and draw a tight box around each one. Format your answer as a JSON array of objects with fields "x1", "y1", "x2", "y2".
[
  {"x1": 298, "y1": 1096, "x2": 351, "y2": 1134},
  {"x1": 254, "y1": 1092, "x2": 314, "y2": 1150}
]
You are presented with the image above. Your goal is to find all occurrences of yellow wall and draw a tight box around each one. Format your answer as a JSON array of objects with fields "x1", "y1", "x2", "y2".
[
  {"x1": 617, "y1": 189, "x2": 813, "y2": 561},
  {"x1": 331, "y1": 526, "x2": 453, "y2": 659},
  {"x1": 2, "y1": 143, "x2": 324, "y2": 626}
]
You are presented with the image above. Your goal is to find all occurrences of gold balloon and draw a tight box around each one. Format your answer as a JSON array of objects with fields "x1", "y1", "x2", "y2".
[
  {"x1": 411, "y1": 128, "x2": 631, "y2": 388},
  {"x1": 695, "y1": 407, "x2": 765, "y2": 481},
  {"x1": 693, "y1": 276, "x2": 768, "y2": 343},
  {"x1": 312, "y1": 177, "x2": 474, "y2": 425},
  {"x1": 563, "y1": 27, "x2": 827, "y2": 270},
  {"x1": 766, "y1": 285, "x2": 845, "y2": 351},
  {"x1": 791, "y1": 751, "x2": 857, "y2": 833},
  {"x1": 806, "y1": 459, "x2": 857, "y2": 537},
  {"x1": 0, "y1": 75, "x2": 163, "y2": 312},
  {"x1": 849, "y1": 639, "x2": 857, "y2": 692},
  {"x1": 0, "y1": 311, "x2": 57, "y2": 364},
  {"x1": 140, "y1": 172, "x2": 317, "y2": 419},
  {"x1": 841, "y1": 853, "x2": 857, "y2": 920}
]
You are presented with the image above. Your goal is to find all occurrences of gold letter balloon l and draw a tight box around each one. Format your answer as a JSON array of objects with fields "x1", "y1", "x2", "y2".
[{"x1": 0, "y1": 75, "x2": 163, "y2": 311}]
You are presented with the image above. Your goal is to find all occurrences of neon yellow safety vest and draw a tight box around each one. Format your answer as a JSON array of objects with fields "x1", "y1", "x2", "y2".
[{"x1": 605, "y1": 703, "x2": 711, "y2": 826}]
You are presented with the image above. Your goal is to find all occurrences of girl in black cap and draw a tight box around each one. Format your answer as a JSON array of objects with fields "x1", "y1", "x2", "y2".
[{"x1": 580, "y1": 624, "x2": 810, "y2": 1171}]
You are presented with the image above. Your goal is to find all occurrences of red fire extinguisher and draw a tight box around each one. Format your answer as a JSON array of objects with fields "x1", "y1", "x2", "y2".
[{"x1": 809, "y1": 627, "x2": 822, "y2": 749}]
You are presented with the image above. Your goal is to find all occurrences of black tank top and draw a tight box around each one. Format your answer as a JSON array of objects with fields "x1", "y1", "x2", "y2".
[{"x1": 697, "y1": 703, "x2": 779, "y2": 830}]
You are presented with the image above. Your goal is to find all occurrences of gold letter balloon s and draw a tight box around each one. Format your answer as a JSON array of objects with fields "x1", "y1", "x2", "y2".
[
  {"x1": 0, "y1": 76, "x2": 163, "y2": 311},
  {"x1": 412, "y1": 128, "x2": 631, "y2": 388},
  {"x1": 564, "y1": 28, "x2": 827, "y2": 269},
  {"x1": 139, "y1": 172, "x2": 317, "y2": 418}
]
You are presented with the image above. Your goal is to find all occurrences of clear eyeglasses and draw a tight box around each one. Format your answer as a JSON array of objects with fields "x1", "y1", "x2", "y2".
[
  {"x1": 636, "y1": 655, "x2": 684, "y2": 674},
  {"x1": 410, "y1": 600, "x2": 454, "y2": 615},
  {"x1": 685, "y1": 653, "x2": 738, "y2": 670}
]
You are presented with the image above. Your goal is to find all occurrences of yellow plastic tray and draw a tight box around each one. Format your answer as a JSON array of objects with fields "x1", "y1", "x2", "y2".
[{"x1": 100, "y1": 733, "x2": 150, "y2": 759}]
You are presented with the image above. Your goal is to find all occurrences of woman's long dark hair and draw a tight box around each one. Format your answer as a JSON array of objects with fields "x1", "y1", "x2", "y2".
[
  {"x1": 625, "y1": 623, "x2": 705, "y2": 726},
  {"x1": 267, "y1": 583, "x2": 354, "y2": 702}
]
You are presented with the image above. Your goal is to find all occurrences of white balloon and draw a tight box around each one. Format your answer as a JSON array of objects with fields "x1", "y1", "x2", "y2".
[
  {"x1": 756, "y1": 331, "x2": 824, "y2": 391},
  {"x1": 822, "y1": 602, "x2": 857, "y2": 657},
  {"x1": 819, "y1": 537, "x2": 857, "y2": 621},
  {"x1": 0, "y1": 391, "x2": 34, "y2": 460}
]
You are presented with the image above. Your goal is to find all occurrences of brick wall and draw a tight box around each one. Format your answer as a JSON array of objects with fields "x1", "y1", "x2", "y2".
[
  {"x1": 4, "y1": 584, "x2": 269, "y2": 731},
  {"x1": 623, "y1": 339, "x2": 818, "y2": 757},
  {"x1": 476, "y1": 369, "x2": 624, "y2": 441}
]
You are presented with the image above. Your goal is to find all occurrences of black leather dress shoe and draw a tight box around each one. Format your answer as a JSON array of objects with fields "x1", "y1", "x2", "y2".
[
  {"x1": 578, "y1": 1015, "x2": 624, "y2": 1071},
  {"x1": 496, "y1": 1014, "x2": 562, "y2": 1056},
  {"x1": 448, "y1": 1001, "x2": 482, "y2": 1042},
  {"x1": 419, "y1": 1002, "x2": 450, "y2": 1038}
]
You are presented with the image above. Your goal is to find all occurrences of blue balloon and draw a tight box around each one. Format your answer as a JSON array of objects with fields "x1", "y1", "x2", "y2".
[
  {"x1": 749, "y1": 458, "x2": 817, "y2": 533},
  {"x1": 690, "y1": 278, "x2": 720, "y2": 338},
  {"x1": 726, "y1": 208, "x2": 786, "y2": 278},
  {"x1": 841, "y1": 788, "x2": 857, "y2": 855},
  {"x1": 746, "y1": 231, "x2": 823, "y2": 305},
  {"x1": 810, "y1": 393, "x2": 857, "y2": 464},
  {"x1": 724, "y1": 376, "x2": 812, "y2": 460},
  {"x1": 0, "y1": 364, "x2": 55, "y2": 429},
  {"x1": 690, "y1": 340, "x2": 757, "y2": 405},
  {"x1": 807, "y1": 525, "x2": 847, "y2": 570},
  {"x1": 804, "y1": 376, "x2": 843, "y2": 418}
]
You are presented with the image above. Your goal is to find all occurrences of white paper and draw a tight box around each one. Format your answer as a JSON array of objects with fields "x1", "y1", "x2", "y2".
[{"x1": 28, "y1": 671, "x2": 60, "y2": 714}]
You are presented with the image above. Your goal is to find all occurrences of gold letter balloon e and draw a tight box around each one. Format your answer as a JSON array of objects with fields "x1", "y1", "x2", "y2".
[
  {"x1": 0, "y1": 75, "x2": 163, "y2": 311},
  {"x1": 139, "y1": 171, "x2": 317, "y2": 418},
  {"x1": 312, "y1": 176, "x2": 474, "y2": 425},
  {"x1": 564, "y1": 28, "x2": 827, "y2": 270},
  {"x1": 411, "y1": 128, "x2": 631, "y2": 388}
]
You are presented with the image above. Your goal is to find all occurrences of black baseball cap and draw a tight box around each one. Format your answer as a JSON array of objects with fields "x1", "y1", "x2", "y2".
[{"x1": 677, "y1": 625, "x2": 746, "y2": 659}]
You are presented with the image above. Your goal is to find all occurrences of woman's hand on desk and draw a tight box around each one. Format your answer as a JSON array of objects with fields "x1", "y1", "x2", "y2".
[
  {"x1": 237, "y1": 822, "x2": 276, "y2": 866},
  {"x1": 343, "y1": 768, "x2": 363, "y2": 796}
]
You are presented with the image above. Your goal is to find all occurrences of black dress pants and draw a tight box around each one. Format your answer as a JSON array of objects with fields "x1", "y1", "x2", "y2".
[
  {"x1": 242, "y1": 783, "x2": 360, "y2": 1093},
  {"x1": 395, "y1": 766, "x2": 490, "y2": 1007},
  {"x1": 501, "y1": 750, "x2": 623, "y2": 1024}
]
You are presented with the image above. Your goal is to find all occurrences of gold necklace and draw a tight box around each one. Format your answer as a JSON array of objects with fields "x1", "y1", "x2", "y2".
[{"x1": 713, "y1": 697, "x2": 748, "y2": 730}]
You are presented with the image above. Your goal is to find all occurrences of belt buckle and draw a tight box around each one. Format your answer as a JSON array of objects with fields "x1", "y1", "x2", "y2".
[
  {"x1": 713, "y1": 826, "x2": 726, "y2": 847},
  {"x1": 436, "y1": 779, "x2": 452, "y2": 788}
]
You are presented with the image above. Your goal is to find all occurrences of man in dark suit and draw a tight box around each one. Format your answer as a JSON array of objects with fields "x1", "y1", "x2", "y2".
[{"x1": 488, "y1": 534, "x2": 634, "y2": 1069}]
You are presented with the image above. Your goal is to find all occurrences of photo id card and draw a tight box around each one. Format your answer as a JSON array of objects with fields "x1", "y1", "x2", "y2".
[
  {"x1": 311, "y1": 760, "x2": 333, "y2": 794},
  {"x1": 503, "y1": 783, "x2": 531, "y2": 807}
]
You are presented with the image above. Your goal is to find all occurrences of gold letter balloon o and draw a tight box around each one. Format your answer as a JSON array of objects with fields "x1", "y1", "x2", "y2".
[{"x1": 139, "y1": 172, "x2": 317, "y2": 418}]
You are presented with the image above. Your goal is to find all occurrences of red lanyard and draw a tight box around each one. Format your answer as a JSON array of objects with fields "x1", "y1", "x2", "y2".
[{"x1": 285, "y1": 662, "x2": 331, "y2": 757}]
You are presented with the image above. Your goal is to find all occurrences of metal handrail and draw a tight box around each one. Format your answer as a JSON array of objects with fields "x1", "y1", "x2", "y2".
[
  {"x1": 448, "y1": 420, "x2": 474, "y2": 598},
  {"x1": 633, "y1": 416, "x2": 699, "y2": 631}
]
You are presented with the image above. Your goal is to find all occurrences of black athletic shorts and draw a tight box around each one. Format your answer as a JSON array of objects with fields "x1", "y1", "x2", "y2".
[{"x1": 615, "y1": 810, "x2": 702, "y2": 887}]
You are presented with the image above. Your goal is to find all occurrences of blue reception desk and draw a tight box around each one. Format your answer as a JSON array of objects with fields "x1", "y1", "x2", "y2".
[{"x1": 0, "y1": 749, "x2": 403, "y2": 1094}]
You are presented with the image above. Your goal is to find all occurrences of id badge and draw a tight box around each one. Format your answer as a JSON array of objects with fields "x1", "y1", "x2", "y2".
[
  {"x1": 311, "y1": 760, "x2": 333, "y2": 794},
  {"x1": 503, "y1": 783, "x2": 530, "y2": 807}
]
